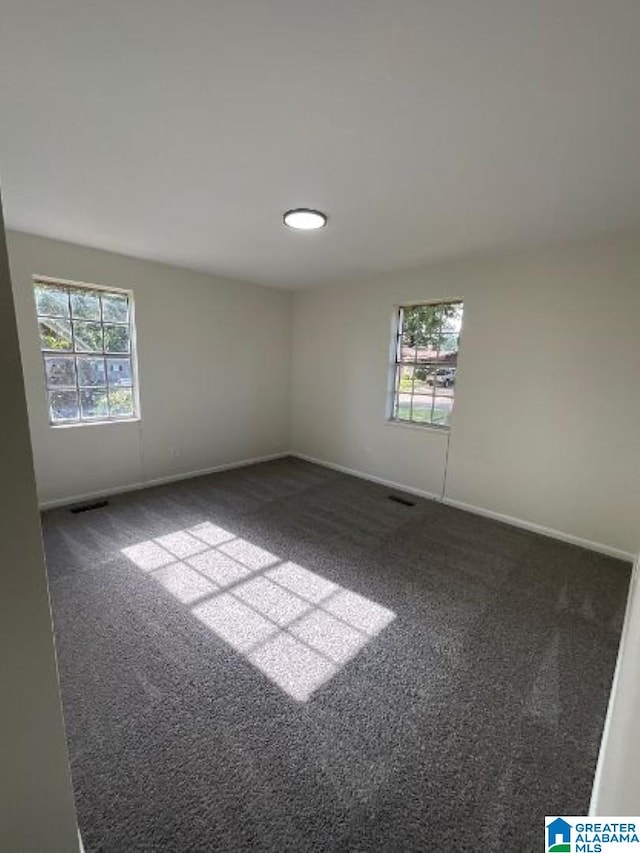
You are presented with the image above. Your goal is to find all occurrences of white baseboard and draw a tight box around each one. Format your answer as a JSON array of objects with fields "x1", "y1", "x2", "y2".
[
  {"x1": 291, "y1": 451, "x2": 634, "y2": 562},
  {"x1": 43, "y1": 447, "x2": 634, "y2": 561},
  {"x1": 52, "y1": 448, "x2": 635, "y2": 819},
  {"x1": 291, "y1": 452, "x2": 441, "y2": 503},
  {"x1": 39, "y1": 451, "x2": 290, "y2": 511},
  {"x1": 589, "y1": 553, "x2": 640, "y2": 814},
  {"x1": 55, "y1": 447, "x2": 634, "y2": 822},
  {"x1": 442, "y1": 496, "x2": 634, "y2": 562}
]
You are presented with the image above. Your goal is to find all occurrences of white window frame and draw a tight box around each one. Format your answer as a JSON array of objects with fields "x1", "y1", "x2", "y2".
[
  {"x1": 34, "y1": 275, "x2": 141, "y2": 426},
  {"x1": 388, "y1": 299, "x2": 463, "y2": 430}
]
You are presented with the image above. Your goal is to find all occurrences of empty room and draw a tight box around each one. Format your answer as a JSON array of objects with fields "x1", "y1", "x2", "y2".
[{"x1": 1, "y1": 2, "x2": 640, "y2": 851}]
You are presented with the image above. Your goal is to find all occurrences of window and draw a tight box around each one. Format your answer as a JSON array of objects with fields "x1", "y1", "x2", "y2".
[
  {"x1": 390, "y1": 301, "x2": 463, "y2": 428},
  {"x1": 34, "y1": 277, "x2": 139, "y2": 425}
]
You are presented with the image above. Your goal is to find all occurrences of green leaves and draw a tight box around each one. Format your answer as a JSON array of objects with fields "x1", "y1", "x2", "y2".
[
  {"x1": 103, "y1": 324, "x2": 130, "y2": 353},
  {"x1": 73, "y1": 321, "x2": 103, "y2": 351},
  {"x1": 35, "y1": 284, "x2": 70, "y2": 318},
  {"x1": 35, "y1": 280, "x2": 136, "y2": 423},
  {"x1": 39, "y1": 319, "x2": 72, "y2": 350},
  {"x1": 393, "y1": 301, "x2": 463, "y2": 428},
  {"x1": 101, "y1": 292, "x2": 129, "y2": 323},
  {"x1": 70, "y1": 289, "x2": 101, "y2": 320},
  {"x1": 402, "y1": 302, "x2": 461, "y2": 349}
]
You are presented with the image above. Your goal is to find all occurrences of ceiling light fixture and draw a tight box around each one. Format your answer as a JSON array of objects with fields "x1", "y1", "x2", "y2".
[{"x1": 283, "y1": 208, "x2": 327, "y2": 231}]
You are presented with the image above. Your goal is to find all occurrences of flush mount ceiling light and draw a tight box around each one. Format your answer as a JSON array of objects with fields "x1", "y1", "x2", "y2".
[{"x1": 283, "y1": 208, "x2": 327, "y2": 231}]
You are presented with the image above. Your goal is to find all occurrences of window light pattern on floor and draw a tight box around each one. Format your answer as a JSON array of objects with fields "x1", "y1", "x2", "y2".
[{"x1": 122, "y1": 522, "x2": 395, "y2": 701}]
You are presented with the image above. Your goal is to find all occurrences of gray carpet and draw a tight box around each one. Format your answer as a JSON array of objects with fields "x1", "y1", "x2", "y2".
[{"x1": 42, "y1": 457, "x2": 630, "y2": 852}]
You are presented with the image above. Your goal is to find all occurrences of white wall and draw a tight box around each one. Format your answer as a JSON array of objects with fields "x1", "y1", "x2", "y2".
[
  {"x1": 8, "y1": 228, "x2": 640, "y2": 555},
  {"x1": 8, "y1": 231, "x2": 291, "y2": 506},
  {"x1": 4, "y1": 225, "x2": 639, "y2": 836},
  {"x1": 0, "y1": 204, "x2": 79, "y2": 849},
  {"x1": 291, "y1": 232, "x2": 640, "y2": 556},
  {"x1": 590, "y1": 554, "x2": 640, "y2": 814}
]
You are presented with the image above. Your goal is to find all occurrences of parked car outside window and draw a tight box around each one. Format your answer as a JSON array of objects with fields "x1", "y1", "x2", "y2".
[{"x1": 426, "y1": 368, "x2": 456, "y2": 387}]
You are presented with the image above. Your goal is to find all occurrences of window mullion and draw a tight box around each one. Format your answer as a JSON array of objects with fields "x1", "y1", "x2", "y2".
[
  {"x1": 391, "y1": 300, "x2": 462, "y2": 428},
  {"x1": 35, "y1": 277, "x2": 137, "y2": 425},
  {"x1": 68, "y1": 286, "x2": 76, "y2": 354},
  {"x1": 66, "y1": 286, "x2": 83, "y2": 423}
]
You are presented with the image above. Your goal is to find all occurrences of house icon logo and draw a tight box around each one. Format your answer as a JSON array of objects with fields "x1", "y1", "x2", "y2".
[{"x1": 547, "y1": 817, "x2": 572, "y2": 852}]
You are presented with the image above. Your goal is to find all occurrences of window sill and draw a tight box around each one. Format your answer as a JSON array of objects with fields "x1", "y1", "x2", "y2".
[
  {"x1": 385, "y1": 418, "x2": 450, "y2": 434},
  {"x1": 50, "y1": 417, "x2": 141, "y2": 429}
]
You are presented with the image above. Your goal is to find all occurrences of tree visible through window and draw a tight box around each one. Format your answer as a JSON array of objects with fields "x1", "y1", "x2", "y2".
[
  {"x1": 390, "y1": 301, "x2": 463, "y2": 427},
  {"x1": 34, "y1": 278, "x2": 138, "y2": 424}
]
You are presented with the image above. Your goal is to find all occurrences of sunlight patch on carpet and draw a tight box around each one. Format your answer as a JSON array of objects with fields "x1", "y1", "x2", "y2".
[{"x1": 122, "y1": 526, "x2": 395, "y2": 701}]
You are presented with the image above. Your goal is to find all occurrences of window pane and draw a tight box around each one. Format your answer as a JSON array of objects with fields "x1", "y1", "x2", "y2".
[
  {"x1": 441, "y1": 303, "x2": 463, "y2": 336},
  {"x1": 70, "y1": 288, "x2": 101, "y2": 320},
  {"x1": 397, "y1": 363, "x2": 415, "y2": 394},
  {"x1": 44, "y1": 355, "x2": 76, "y2": 388},
  {"x1": 412, "y1": 364, "x2": 433, "y2": 395},
  {"x1": 392, "y1": 301, "x2": 463, "y2": 428},
  {"x1": 438, "y1": 381, "x2": 455, "y2": 399},
  {"x1": 432, "y1": 395, "x2": 453, "y2": 427},
  {"x1": 73, "y1": 321, "x2": 103, "y2": 352},
  {"x1": 414, "y1": 345, "x2": 438, "y2": 364},
  {"x1": 80, "y1": 388, "x2": 108, "y2": 420},
  {"x1": 36, "y1": 280, "x2": 137, "y2": 425},
  {"x1": 394, "y1": 393, "x2": 413, "y2": 421},
  {"x1": 108, "y1": 387, "x2": 134, "y2": 418},
  {"x1": 396, "y1": 367, "x2": 415, "y2": 419},
  {"x1": 402, "y1": 304, "x2": 441, "y2": 334},
  {"x1": 49, "y1": 390, "x2": 79, "y2": 422},
  {"x1": 409, "y1": 395, "x2": 435, "y2": 424},
  {"x1": 39, "y1": 319, "x2": 72, "y2": 351},
  {"x1": 101, "y1": 292, "x2": 129, "y2": 323},
  {"x1": 35, "y1": 284, "x2": 69, "y2": 318},
  {"x1": 77, "y1": 357, "x2": 106, "y2": 387},
  {"x1": 400, "y1": 305, "x2": 442, "y2": 362},
  {"x1": 104, "y1": 324, "x2": 130, "y2": 353},
  {"x1": 439, "y1": 334, "x2": 459, "y2": 357},
  {"x1": 402, "y1": 304, "x2": 441, "y2": 345},
  {"x1": 425, "y1": 366, "x2": 456, "y2": 388},
  {"x1": 106, "y1": 357, "x2": 132, "y2": 386}
]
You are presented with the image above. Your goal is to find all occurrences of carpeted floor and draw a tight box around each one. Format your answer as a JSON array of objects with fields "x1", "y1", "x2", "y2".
[{"x1": 43, "y1": 457, "x2": 630, "y2": 852}]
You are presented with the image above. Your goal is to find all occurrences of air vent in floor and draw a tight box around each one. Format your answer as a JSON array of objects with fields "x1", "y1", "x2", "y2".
[
  {"x1": 70, "y1": 500, "x2": 109, "y2": 514},
  {"x1": 388, "y1": 495, "x2": 416, "y2": 507}
]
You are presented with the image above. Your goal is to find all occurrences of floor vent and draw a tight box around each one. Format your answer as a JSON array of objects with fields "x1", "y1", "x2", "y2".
[
  {"x1": 70, "y1": 500, "x2": 109, "y2": 514},
  {"x1": 388, "y1": 494, "x2": 416, "y2": 507}
]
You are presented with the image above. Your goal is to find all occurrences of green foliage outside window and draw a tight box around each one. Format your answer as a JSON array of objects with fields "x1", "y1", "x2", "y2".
[
  {"x1": 35, "y1": 279, "x2": 136, "y2": 423},
  {"x1": 401, "y1": 303, "x2": 462, "y2": 348}
]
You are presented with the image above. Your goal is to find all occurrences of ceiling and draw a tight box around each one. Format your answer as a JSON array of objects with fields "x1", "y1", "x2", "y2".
[{"x1": 1, "y1": 1, "x2": 639, "y2": 290}]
